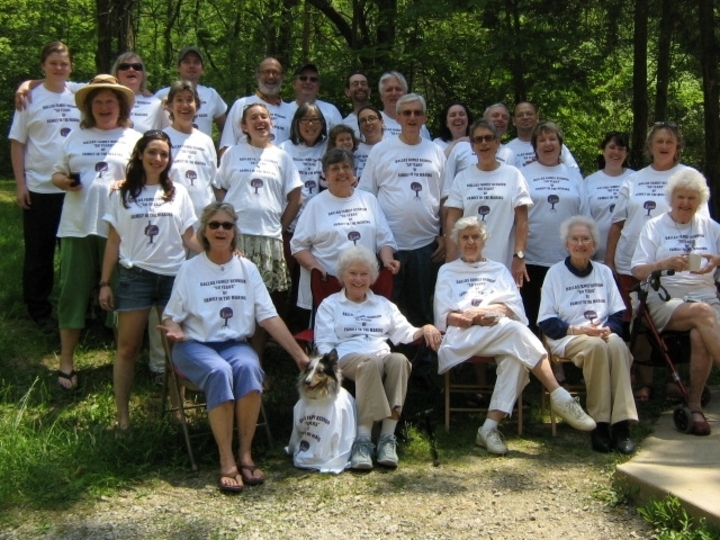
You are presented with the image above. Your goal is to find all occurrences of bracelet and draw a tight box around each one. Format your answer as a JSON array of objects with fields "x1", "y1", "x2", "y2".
[{"x1": 98, "y1": 281, "x2": 111, "y2": 288}]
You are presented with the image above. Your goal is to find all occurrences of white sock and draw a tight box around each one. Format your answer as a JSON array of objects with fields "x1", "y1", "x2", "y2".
[
  {"x1": 381, "y1": 419, "x2": 398, "y2": 437},
  {"x1": 550, "y1": 387, "x2": 572, "y2": 404},
  {"x1": 481, "y1": 418, "x2": 498, "y2": 433},
  {"x1": 357, "y1": 424, "x2": 372, "y2": 439}
]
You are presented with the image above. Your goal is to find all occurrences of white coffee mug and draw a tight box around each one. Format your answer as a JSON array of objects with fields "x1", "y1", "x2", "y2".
[{"x1": 688, "y1": 252, "x2": 702, "y2": 272}]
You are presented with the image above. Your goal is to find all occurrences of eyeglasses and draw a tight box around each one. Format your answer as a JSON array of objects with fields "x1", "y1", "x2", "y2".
[
  {"x1": 144, "y1": 130, "x2": 170, "y2": 141},
  {"x1": 258, "y1": 69, "x2": 282, "y2": 77},
  {"x1": 400, "y1": 109, "x2": 425, "y2": 117},
  {"x1": 297, "y1": 75, "x2": 319, "y2": 83},
  {"x1": 208, "y1": 221, "x2": 235, "y2": 230},
  {"x1": 118, "y1": 63, "x2": 144, "y2": 71},
  {"x1": 654, "y1": 121, "x2": 678, "y2": 128},
  {"x1": 300, "y1": 117, "x2": 322, "y2": 125},
  {"x1": 359, "y1": 115, "x2": 379, "y2": 125},
  {"x1": 472, "y1": 135, "x2": 496, "y2": 144},
  {"x1": 568, "y1": 236, "x2": 593, "y2": 245}
]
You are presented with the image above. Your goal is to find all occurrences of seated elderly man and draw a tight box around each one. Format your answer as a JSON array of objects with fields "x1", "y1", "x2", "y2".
[
  {"x1": 435, "y1": 216, "x2": 596, "y2": 455},
  {"x1": 539, "y1": 215, "x2": 637, "y2": 453}
]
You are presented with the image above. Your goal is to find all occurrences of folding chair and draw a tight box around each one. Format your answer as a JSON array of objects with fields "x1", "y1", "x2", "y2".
[
  {"x1": 160, "y1": 331, "x2": 273, "y2": 470},
  {"x1": 539, "y1": 333, "x2": 587, "y2": 436},
  {"x1": 444, "y1": 356, "x2": 523, "y2": 434}
]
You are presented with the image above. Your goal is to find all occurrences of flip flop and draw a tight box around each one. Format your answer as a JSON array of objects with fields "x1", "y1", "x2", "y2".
[
  {"x1": 240, "y1": 464, "x2": 265, "y2": 486},
  {"x1": 633, "y1": 385, "x2": 653, "y2": 403},
  {"x1": 57, "y1": 369, "x2": 78, "y2": 390},
  {"x1": 218, "y1": 471, "x2": 244, "y2": 493}
]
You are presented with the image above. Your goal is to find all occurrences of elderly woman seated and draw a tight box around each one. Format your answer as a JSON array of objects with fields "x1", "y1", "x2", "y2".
[
  {"x1": 314, "y1": 245, "x2": 442, "y2": 470},
  {"x1": 631, "y1": 168, "x2": 720, "y2": 435},
  {"x1": 538, "y1": 216, "x2": 638, "y2": 453},
  {"x1": 434, "y1": 216, "x2": 596, "y2": 455},
  {"x1": 160, "y1": 202, "x2": 309, "y2": 492}
]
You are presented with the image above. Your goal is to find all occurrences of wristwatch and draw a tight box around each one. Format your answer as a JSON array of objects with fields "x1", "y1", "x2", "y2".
[{"x1": 513, "y1": 251, "x2": 525, "y2": 260}]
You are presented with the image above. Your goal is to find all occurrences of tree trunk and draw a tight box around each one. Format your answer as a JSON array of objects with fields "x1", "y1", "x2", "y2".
[
  {"x1": 630, "y1": 0, "x2": 649, "y2": 170},
  {"x1": 654, "y1": 0, "x2": 674, "y2": 121},
  {"x1": 95, "y1": 0, "x2": 136, "y2": 73},
  {"x1": 505, "y1": 0, "x2": 526, "y2": 104},
  {"x1": 698, "y1": 0, "x2": 720, "y2": 217}
]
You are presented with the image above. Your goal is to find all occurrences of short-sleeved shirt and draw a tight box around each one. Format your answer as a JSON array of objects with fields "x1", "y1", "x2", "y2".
[
  {"x1": 155, "y1": 84, "x2": 227, "y2": 138},
  {"x1": 220, "y1": 95, "x2": 294, "y2": 147},
  {"x1": 584, "y1": 168, "x2": 634, "y2": 262}
]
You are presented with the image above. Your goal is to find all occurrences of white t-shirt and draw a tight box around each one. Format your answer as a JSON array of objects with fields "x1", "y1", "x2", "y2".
[
  {"x1": 353, "y1": 141, "x2": 375, "y2": 179},
  {"x1": 8, "y1": 85, "x2": 80, "y2": 194},
  {"x1": 343, "y1": 111, "x2": 360, "y2": 138},
  {"x1": 290, "y1": 189, "x2": 397, "y2": 309},
  {"x1": 521, "y1": 161, "x2": 586, "y2": 267},
  {"x1": 220, "y1": 95, "x2": 293, "y2": 147},
  {"x1": 163, "y1": 126, "x2": 217, "y2": 218},
  {"x1": 433, "y1": 138, "x2": 450, "y2": 151},
  {"x1": 584, "y1": 168, "x2": 634, "y2": 262},
  {"x1": 315, "y1": 289, "x2": 419, "y2": 360},
  {"x1": 538, "y1": 260, "x2": 627, "y2": 356},
  {"x1": 506, "y1": 138, "x2": 580, "y2": 171},
  {"x1": 286, "y1": 99, "x2": 344, "y2": 131},
  {"x1": 445, "y1": 163, "x2": 532, "y2": 268},
  {"x1": 155, "y1": 84, "x2": 227, "y2": 138},
  {"x1": 631, "y1": 212, "x2": 720, "y2": 302},
  {"x1": 442, "y1": 141, "x2": 517, "y2": 197},
  {"x1": 215, "y1": 143, "x2": 302, "y2": 239},
  {"x1": 278, "y1": 139, "x2": 327, "y2": 228},
  {"x1": 287, "y1": 387, "x2": 357, "y2": 474},
  {"x1": 610, "y1": 164, "x2": 705, "y2": 275},
  {"x1": 53, "y1": 127, "x2": 142, "y2": 238},
  {"x1": 103, "y1": 183, "x2": 197, "y2": 275},
  {"x1": 380, "y1": 111, "x2": 431, "y2": 139},
  {"x1": 358, "y1": 137, "x2": 446, "y2": 250},
  {"x1": 130, "y1": 95, "x2": 169, "y2": 132},
  {"x1": 163, "y1": 253, "x2": 277, "y2": 342}
]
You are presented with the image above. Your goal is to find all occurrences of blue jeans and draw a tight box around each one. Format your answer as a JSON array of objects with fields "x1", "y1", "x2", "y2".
[{"x1": 116, "y1": 265, "x2": 175, "y2": 311}]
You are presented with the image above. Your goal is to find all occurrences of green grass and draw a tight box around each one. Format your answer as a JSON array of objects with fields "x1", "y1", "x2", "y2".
[{"x1": 639, "y1": 496, "x2": 720, "y2": 539}]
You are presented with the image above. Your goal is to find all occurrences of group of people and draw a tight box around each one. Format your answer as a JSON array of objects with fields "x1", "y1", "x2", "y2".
[{"x1": 10, "y1": 41, "x2": 720, "y2": 489}]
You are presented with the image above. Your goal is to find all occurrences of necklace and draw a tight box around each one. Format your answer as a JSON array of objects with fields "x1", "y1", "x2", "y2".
[{"x1": 670, "y1": 213, "x2": 695, "y2": 253}]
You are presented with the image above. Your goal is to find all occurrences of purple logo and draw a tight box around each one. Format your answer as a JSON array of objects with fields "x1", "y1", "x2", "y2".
[
  {"x1": 185, "y1": 170, "x2": 197, "y2": 187},
  {"x1": 250, "y1": 178, "x2": 264, "y2": 195},
  {"x1": 471, "y1": 298, "x2": 482, "y2": 307},
  {"x1": 60, "y1": 127, "x2": 71, "y2": 137},
  {"x1": 144, "y1": 220, "x2": 159, "y2": 244},
  {"x1": 410, "y1": 182, "x2": 422, "y2": 200},
  {"x1": 643, "y1": 200, "x2": 656, "y2": 217},
  {"x1": 299, "y1": 440, "x2": 310, "y2": 452},
  {"x1": 347, "y1": 231, "x2": 361, "y2": 245},
  {"x1": 584, "y1": 309, "x2": 597, "y2": 323},
  {"x1": 609, "y1": 203, "x2": 616, "y2": 213},
  {"x1": 547, "y1": 194, "x2": 559, "y2": 211},
  {"x1": 478, "y1": 205, "x2": 490, "y2": 221},
  {"x1": 95, "y1": 162, "x2": 108, "y2": 178},
  {"x1": 220, "y1": 307, "x2": 234, "y2": 327},
  {"x1": 305, "y1": 180, "x2": 317, "y2": 194}
]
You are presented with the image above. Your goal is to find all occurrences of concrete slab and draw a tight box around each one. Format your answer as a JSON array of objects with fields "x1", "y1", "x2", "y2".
[{"x1": 615, "y1": 386, "x2": 720, "y2": 527}]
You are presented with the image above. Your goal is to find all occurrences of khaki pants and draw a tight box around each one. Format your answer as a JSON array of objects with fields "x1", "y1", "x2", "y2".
[
  {"x1": 340, "y1": 352, "x2": 411, "y2": 425},
  {"x1": 563, "y1": 334, "x2": 638, "y2": 425}
]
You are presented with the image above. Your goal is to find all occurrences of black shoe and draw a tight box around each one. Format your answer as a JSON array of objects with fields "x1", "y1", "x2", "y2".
[
  {"x1": 591, "y1": 422, "x2": 612, "y2": 453},
  {"x1": 611, "y1": 421, "x2": 636, "y2": 454},
  {"x1": 33, "y1": 316, "x2": 58, "y2": 334}
]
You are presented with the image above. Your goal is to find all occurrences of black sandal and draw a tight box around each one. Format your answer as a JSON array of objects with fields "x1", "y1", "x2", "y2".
[{"x1": 57, "y1": 370, "x2": 78, "y2": 390}]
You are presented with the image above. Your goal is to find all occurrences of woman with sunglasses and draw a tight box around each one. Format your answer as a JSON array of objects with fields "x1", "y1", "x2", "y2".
[
  {"x1": 98, "y1": 130, "x2": 201, "y2": 431},
  {"x1": 215, "y1": 103, "x2": 302, "y2": 357},
  {"x1": 160, "y1": 202, "x2": 309, "y2": 491},
  {"x1": 111, "y1": 52, "x2": 169, "y2": 132}
]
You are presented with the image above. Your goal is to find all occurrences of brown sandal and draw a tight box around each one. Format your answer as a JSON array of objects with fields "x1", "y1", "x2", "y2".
[
  {"x1": 240, "y1": 464, "x2": 265, "y2": 485},
  {"x1": 690, "y1": 409, "x2": 711, "y2": 436},
  {"x1": 218, "y1": 470, "x2": 244, "y2": 493}
]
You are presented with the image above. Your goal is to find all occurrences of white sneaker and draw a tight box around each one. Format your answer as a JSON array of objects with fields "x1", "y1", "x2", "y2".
[
  {"x1": 476, "y1": 427, "x2": 508, "y2": 455},
  {"x1": 553, "y1": 397, "x2": 596, "y2": 431}
]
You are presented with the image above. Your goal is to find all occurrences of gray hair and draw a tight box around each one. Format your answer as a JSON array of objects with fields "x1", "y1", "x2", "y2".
[
  {"x1": 378, "y1": 71, "x2": 408, "y2": 95},
  {"x1": 450, "y1": 216, "x2": 489, "y2": 245},
  {"x1": 665, "y1": 168, "x2": 710, "y2": 205},
  {"x1": 197, "y1": 202, "x2": 239, "y2": 252},
  {"x1": 469, "y1": 119, "x2": 499, "y2": 140},
  {"x1": 336, "y1": 245, "x2": 379, "y2": 284},
  {"x1": 396, "y1": 93, "x2": 426, "y2": 115},
  {"x1": 322, "y1": 148, "x2": 355, "y2": 173},
  {"x1": 483, "y1": 103, "x2": 509, "y2": 117},
  {"x1": 559, "y1": 215, "x2": 599, "y2": 247}
]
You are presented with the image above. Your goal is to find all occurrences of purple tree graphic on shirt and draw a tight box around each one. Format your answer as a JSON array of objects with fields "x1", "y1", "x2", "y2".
[
  {"x1": 95, "y1": 162, "x2": 108, "y2": 178},
  {"x1": 471, "y1": 298, "x2": 482, "y2": 306},
  {"x1": 144, "y1": 220, "x2": 159, "y2": 244},
  {"x1": 547, "y1": 194, "x2": 559, "y2": 211},
  {"x1": 584, "y1": 309, "x2": 598, "y2": 324},
  {"x1": 60, "y1": 127, "x2": 71, "y2": 137},
  {"x1": 609, "y1": 203, "x2": 616, "y2": 213},
  {"x1": 643, "y1": 200, "x2": 656, "y2": 217},
  {"x1": 478, "y1": 205, "x2": 491, "y2": 221},
  {"x1": 305, "y1": 180, "x2": 317, "y2": 194},
  {"x1": 220, "y1": 307, "x2": 234, "y2": 327},
  {"x1": 410, "y1": 182, "x2": 422, "y2": 200},
  {"x1": 250, "y1": 178, "x2": 264, "y2": 195},
  {"x1": 347, "y1": 231, "x2": 361, "y2": 245},
  {"x1": 185, "y1": 170, "x2": 197, "y2": 187}
]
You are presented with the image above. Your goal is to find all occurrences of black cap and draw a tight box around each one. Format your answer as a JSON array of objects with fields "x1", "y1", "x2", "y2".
[
  {"x1": 294, "y1": 63, "x2": 319, "y2": 77},
  {"x1": 178, "y1": 46, "x2": 204, "y2": 65}
]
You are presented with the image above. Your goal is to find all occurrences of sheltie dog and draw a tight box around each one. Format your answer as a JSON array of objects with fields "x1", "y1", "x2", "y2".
[{"x1": 287, "y1": 350, "x2": 357, "y2": 473}]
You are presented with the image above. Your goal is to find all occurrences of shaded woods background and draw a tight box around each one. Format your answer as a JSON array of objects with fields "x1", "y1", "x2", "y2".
[{"x1": 1, "y1": 0, "x2": 718, "y2": 213}]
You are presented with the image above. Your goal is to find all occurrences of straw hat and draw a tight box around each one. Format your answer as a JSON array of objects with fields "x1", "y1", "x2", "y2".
[{"x1": 75, "y1": 74, "x2": 136, "y2": 110}]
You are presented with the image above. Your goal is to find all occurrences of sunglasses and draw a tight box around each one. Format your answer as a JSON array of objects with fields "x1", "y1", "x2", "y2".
[
  {"x1": 400, "y1": 109, "x2": 425, "y2": 117},
  {"x1": 298, "y1": 75, "x2": 319, "y2": 83},
  {"x1": 144, "y1": 130, "x2": 171, "y2": 141},
  {"x1": 472, "y1": 135, "x2": 496, "y2": 144},
  {"x1": 118, "y1": 63, "x2": 144, "y2": 71},
  {"x1": 208, "y1": 221, "x2": 235, "y2": 230}
]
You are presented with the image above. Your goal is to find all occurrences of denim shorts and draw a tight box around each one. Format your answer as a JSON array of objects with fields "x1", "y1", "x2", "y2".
[{"x1": 116, "y1": 265, "x2": 175, "y2": 312}]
